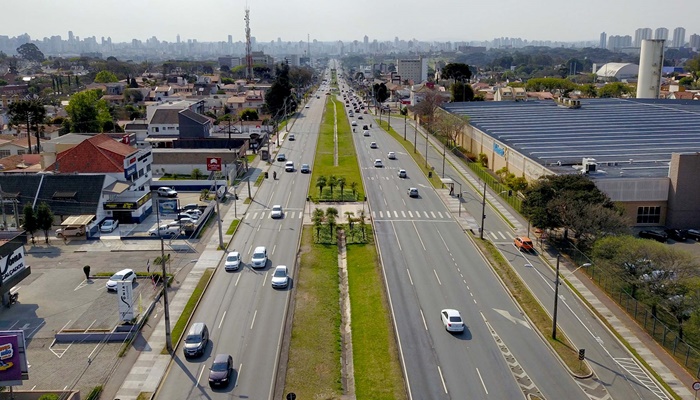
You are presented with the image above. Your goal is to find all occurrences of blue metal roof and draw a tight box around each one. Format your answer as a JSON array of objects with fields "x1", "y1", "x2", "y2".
[{"x1": 443, "y1": 99, "x2": 700, "y2": 178}]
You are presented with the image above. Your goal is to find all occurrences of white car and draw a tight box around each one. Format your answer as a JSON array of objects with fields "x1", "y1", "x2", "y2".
[
  {"x1": 270, "y1": 205, "x2": 284, "y2": 219},
  {"x1": 408, "y1": 187, "x2": 419, "y2": 197},
  {"x1": 271, "y1": 265, "x2": 289, "y2": 289},
  {"x1": 156, "y1": 187, "x2": 178, "y2": 197},
  {"x1": 387, "y1": 152, "x2": 396, "y2": 160},
  {"x1": 370, "y1": 142, "x2": 377, "y2": 149},
  {"x1": 363, "y1": 129, "x2": 370, "y2": 136},
  {"x1": 285, "y1": 161, "x2": 295, "y2": 172},
  {"x1": 183, "y1": 209, "x2": 202, "y2": 218},
  {"x1": 225, "y1": 251, "x2": 241, "y2": 271},
  {"x1": 100, "y1": 219, "x2": 119, "y2": 233},
  {"x1": 351, "y1": 120, "x2": 357, "y2": 126},
  {"x1": 398, "y1": 169, "x2": 407, "y2": 178},
  {"x1": 251, "y1": 246, "x2": 268, "y2": 269},
  {"x1": 106, "y1": 268, "x2": 136, "y2": 291},
  {"x1": 374, "y1": 159, "x2": 383, "y2": 168},
  {"x1": 441, "y1": 309, "x2": 465, "y2": 333},
  {"x1": 149, "y1": 224, "x2": 181, "y2": 237}
]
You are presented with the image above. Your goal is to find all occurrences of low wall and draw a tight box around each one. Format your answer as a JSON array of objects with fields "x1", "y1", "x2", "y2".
[
  {"x1": 0, "y1": 391, "x2": 79, "y2": 400},
  {"x1": 153, "y1": 179, "x2": 227, "y2": 192}
]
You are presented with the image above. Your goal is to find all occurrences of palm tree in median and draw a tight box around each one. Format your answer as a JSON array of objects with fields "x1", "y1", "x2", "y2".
[
  {"x1": 316, "y1": 176, "x2": 327, "y2": 199},
  {"x1": 326, "y1": 207, "x2": 339, "y2": 240},
  {"x1": 337, "y1": 177, "x2": 346, "y2": 201},
  {"x1": 312, "y1": 208, "x2": 325, "y2": 241},
  {"x1": 349, "y1": 181, "x2": 359, "y2": 200},
  {"x1": 328, "y1": 175, "x2": 337, "y2": 199}
]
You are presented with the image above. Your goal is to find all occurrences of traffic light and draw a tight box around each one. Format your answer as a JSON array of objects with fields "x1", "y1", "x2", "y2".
[{"x1": 265, "y1": 172, "x2": 269, "y2": 179}]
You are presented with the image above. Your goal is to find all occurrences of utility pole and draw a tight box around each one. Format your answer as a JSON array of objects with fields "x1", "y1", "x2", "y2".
[
  {"x1": 214, "y1": 184, "x2": 224, "y2": 249},
  {"x1": 442, "y1": 141, "x2": 446, "y2": 178},
  {"x1": 161, "y1": 236, "x2": 172, "y2": 353},
  {"x1": 424, "y1": 127, "x2": 429, "y2": 168},
  {"x1": 388, "y1": 108, "x2": 391, "y2": 130},
  {"x1": 552, "y1": 255, "x2": 561, "y2": 340},
  {"x1": 480, "y1": 180, "x2": 487, "y2": 240},
  {"x1": 403, "y1": 114, "x2": 407, "y2": 141},
  {"x1": 413, "y1": 118, "x2": 417, "y2": 153}
]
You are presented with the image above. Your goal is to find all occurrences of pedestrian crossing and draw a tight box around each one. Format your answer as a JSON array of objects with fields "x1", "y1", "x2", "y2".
[
  {"x1": 243, "y1": 210, "x2": 306, "y2": 220},
  {"x1": 371, "y1": 210, "x2": 450, "y2": 220}
]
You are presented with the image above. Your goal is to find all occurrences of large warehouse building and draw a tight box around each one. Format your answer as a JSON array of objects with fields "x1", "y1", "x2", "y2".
[{"x1": 443, "y1": 98, "x2": 700, "y2": 228}]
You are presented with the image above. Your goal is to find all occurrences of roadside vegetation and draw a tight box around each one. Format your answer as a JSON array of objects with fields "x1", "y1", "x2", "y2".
[
  {"x1": 225, "y1": 219, "x2": 240, "y2": 235},
  {"x1": 163, "y1": 268, "x2": 214, "y2": 354}
]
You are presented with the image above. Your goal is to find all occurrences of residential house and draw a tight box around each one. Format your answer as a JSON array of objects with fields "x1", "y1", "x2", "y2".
[
  {"x1": 226, "y1": 90, "x2": 265, "y2": 113},
  {"x1": 494, "y1": 86, "x2": 527, "y2": 101},
  {"x1": 0, "y1": 154, "x2": 42, "y2": 174}
]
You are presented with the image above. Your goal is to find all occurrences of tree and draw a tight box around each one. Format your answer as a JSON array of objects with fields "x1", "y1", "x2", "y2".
[
  {"x1": 337, "y1": 177, "x2": 346, "y2": 200},
  {"x1": 598, "y1": 82, "x2": 632, "y2": 98},
  {"x1": 326, "y1": 207, "x2": 339, "y2": 240},
  {"x1": 451, "y1": 81, "x2": 475, "y2": 102},
  {"x1": 66, "y1": 89, "x2": 111, "y2": 132},
  {"x1": 8, "y1": 100, "x2": 45, "y2": 154},
  {"x1": 239, "y1": 108, "x2": 259, "y2": 121},
  {"x1": 434, "y1": 111, "x2": 468, "y2": 146},
  {"x1": 412, "y1": 89, "x2": 444, "y2": 133},
  {"x1": 328, "y1": 175, "x2": 338, "y2": 199},
  {"x1": 441, "y1": 63, "x2": 472, "y2": 84},
  {"x1": 36, "y1": 202, "x2": 54, "y2": 244},
  {"x1": 358, "y1": 209, "x2": 367, "y2": 240},
  {"x1": 265, "y1": 63, "x2": 293, "y2": 116},
  {"x1": 16, "y1": 43, "x2": 45, "y2": 62},
  {"x1": 22, "y1": 203, "x2": 38, "y2": 244},
  {"x1": 191, "y1": 168, "x2": 202, "y2": 179},
  {"x1": 312, "y1": 208, "x2": 325, "y2": 241},
  {"x1": 316, "y1": 176, "x2": 327, "y2": 197},
  {"x1": 94, "y1": 70, "x2": 119, "y2": 83},
  {"x1": 372, "y1": 82, "x2": 389, "y2": 104},
  {"x1": 579, "y1": 84, "x2": 598, "y2": 98},
  {"x1": 349, "y1": 181, "x2": 358, "y2": 200}
]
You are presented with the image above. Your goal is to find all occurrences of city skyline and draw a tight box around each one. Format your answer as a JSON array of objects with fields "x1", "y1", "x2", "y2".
[{"x1": 1, "y1": 0, "x2": 697, "y2": 44}]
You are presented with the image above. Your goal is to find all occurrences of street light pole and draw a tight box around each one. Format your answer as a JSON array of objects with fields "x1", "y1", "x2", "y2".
[
  {"x1": 388, "y1": 108, "x2": 391, "y2": 130},
  {"x1": 403, "y1": 114, "x2": 407, "y2": 140},
  {"x1": 442, "y1": 140, "x2": 446, "y2": 178},
  {"x1": 552, "y1": 255, "x2": 561, "y2": 340},
  {"x1": 480, "y1": 180, "x2": 487, "y2": 240},
  {"x1": 413, "y1": 118, "x2": 417, "y2": 153},
  {"x1": 425, "y1": 127, "x2": 429, "y2": 169},
  {"x1": 161, "y1": 236, "x2": 173, "y2": 353}
]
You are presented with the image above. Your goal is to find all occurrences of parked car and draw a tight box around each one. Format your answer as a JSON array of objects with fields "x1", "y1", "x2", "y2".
[
  {"x1": 639, "y1": 230, "x2": 668, "y2": 243},
  {"x1": 664, "y1": 228, "x2": 687, "y2": 241},
  {"x1": 56, "y1": 225, "x2": 85, "y2": 238},
  {"x1": 177, "y1": 213, "x2": 198, "y2": 221},
  {"x1": 300, "y1": 164, "x2": 311, "y2": 173},
  {"x1": 181, "y1": 203, "x2": 200, "y2": 212},
  {"x1": 407, "y1": 187, "x2": 419, "y2": 197},
  {"x1": 687, "y1": 229, "x2": 700, "y2": 241},
  {"x1": 440, "y1": 309, "x2": 465, "y2": 333},
  {"x1": 225, "y1": 251, "x2": 241, "y2": 271},
  {"x1": 106, "y1": 268, "x2": 136, "y2": 291},
  {"x1": 363, "y1": 129, "x2": 370, "y2": 136},
  {"x1": 271, "y1": 265, "x2": 289, "y2": 289},
  {"x1": 183, "y1": 209, "x2": 202, "y2": 218},
  {"x1": 514, "y1": 236, "x2": 534, "y2": 251},
  {"x1": 208, "y1": 354, "x2": 233, "y2": 388},
  {"x1": 156, "y1": 187, "x2": 178, "y2": 197},
  {"x1": 149, "y1": 224, "x2": 181, "y2": 237},
  {"x1": 100, "y1": 219, "x2": 119, "y2": 233}
]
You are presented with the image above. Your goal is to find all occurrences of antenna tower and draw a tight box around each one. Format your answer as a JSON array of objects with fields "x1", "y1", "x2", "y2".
[{"x1": 245, "y1": 7, "x2": 253, "y2": 81}]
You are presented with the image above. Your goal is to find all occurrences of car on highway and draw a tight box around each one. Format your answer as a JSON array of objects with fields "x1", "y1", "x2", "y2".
[
  {"x1": 100, "y1": 219, "x2": 119, "y2": 233},
  {"x1": 277, "y1": 153, "x2": 286, "y2": 162},
  {"x1": 407, "y1": 187, "x2": 419, "y2": 197},
  {"x1": 288, "y1": 133, "x2": 295, "y2": 141},
  {"x1": 363, "y1": 129, "x2": 370, "y2": 136},
  {"x1": 639, "y1": 230, "x2": 667, "y2": 243},
  {"x1": 358, "y1": 115, "x2": 363, "y2": 120},
  {"x1": 285, "y1": 161, "x2": 295, "y2": 172},
  {"x1": 304, "y1": 105, "x2": 310, "y2": 109},
  {"x1": 351, "y1": 120, "x2": 357, "y2": 126},
  {"x1": 225, "y1": 251, "x2": 241, "y2": 271},
  {"x1": 270, "y1": 205, "x2": 284, "y2": 219},
  {"x1": 387, "y1": 152, "x2": 396, "y2": 160},
  {"x1": 441, "y1": 309, "x2": 465, "y2": 333},
  {"x1": 183, "y1": 322, "x2": 209, "y2": 358},
  {"x1": 398, "y1": 169, "x2": 407, "y2": 178},
  {"x1": 251, "y1": 246, "x2": 268, "y2": 269},
  {"x1": 106, "y1": 268, "x2": 136, "y2": 291},
  {"x1": 271, "y1": 265, "x2": 289, "y2": 289},
  {"x1": 370, "y1": 142, "x2": 377, "y2": 149},
  {"x1": 300, "y1": 163, "x2": 311, "y2": 173},
  {"x1": 514, "y1": 236, "x2": 534, "y2": 252},
  {"x1": 664, "y1": 228, "x2": 687, "y2": 241},
  {"x1": 374, "y1": 159, "x2": 383, "y2": 167},
  {"x1": 208, "y1": 354, "x2": 233, "y2": 388},
  {"x1": 156, "y1": 187, "x2": 178, "y2": 197},
  {"x1": 362, "y1": 125, "x2": 369, "y2": 130}
]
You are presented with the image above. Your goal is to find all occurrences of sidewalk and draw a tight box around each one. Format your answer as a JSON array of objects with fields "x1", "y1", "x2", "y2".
[
  {"x1": 113, "y1": 160, "x2": 267, "y2": 400},
  {"x1": 412, "y1": 119, "x2": 695, "y2": 399}
]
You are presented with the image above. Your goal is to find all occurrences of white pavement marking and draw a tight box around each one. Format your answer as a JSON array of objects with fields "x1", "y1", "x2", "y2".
[
  {"x1": 197, "y1": 365, "x2": 205, "y2": 385},
  {"x1": 218, "y1": 311, "x2": 226, "y2": 329},
  {"x1": 272, "y1": 244, "x2": 277, "y2": 255},
  {"x1": 437, "y1": 211, "x2": 443, "y2": 219},
  {"x1": 235, "y1": 274, "x2": 241, "y2": 286},
  {"x1": 430, "y1": 211, "x2": 436, "y2": 218},
  {"x1": 379, "y1": 211, "x2": 383, "y2": 218},
  {"x1": 437, "y1": 365, "x2": 448, "y2": 394},
  {"x1": 74, "y1": 280, "x2": 89, "y2": 291},
  {"x1": 260, "y1": 212, "x2": 265, "y2": 219},
  {"x1": 433, "y1": 269, "x2": 442, "y2": 285},
  {"x1": 372, "y1": 211, "x2": 376, "y2": 218},
  {"x1": 238, "y1": 363, "x2": 243, "y2": 387},
  {"x1": 499, "y1": 231, "x2": 507, "y2": 240},
  {"x1": 250, "y1": 310, "x2": 258, "y2": 329},
  {"x1": 493, "y1": 308, "x2": 532, "y2": 330},
  {"x1": 424, "y1": 211, "x2": 429, "y2": 218},
  {"x1": 252, "y1": 212, "x2": 258, "y2": 219},
  {"x1": 394, "y1": 210, "x2": 399, "y2": 218},
  {"x1": 401, "y1": 211, "x2": 406, "y2": 218},
  {"x1": 476, "y1": 367, "x2": 489, "y2": 395},
  {"x1": 408, "y1": 211, "x2": 413, "y2": 218},
  {"x1": 406, "y1": 269, "x2": 413, "y2": 285},
  {"x1": 490, "y1": 231, "x2": 498, "y2": 239},
  {"x1": 420, "y1": 308, "x2": 428, "y2": 330},
  {"x1": 384, "y1": 198, "x2": 388, "y2": 206},
  {"x1": 437, "y1": 229, "x2": 450, "y2": 252},
  {"x1": 412, "y1": 222, "x2": 426, "y2": 251},
  {"x1": 391, "y1": 221, "x2": 402, "y2": 251}
]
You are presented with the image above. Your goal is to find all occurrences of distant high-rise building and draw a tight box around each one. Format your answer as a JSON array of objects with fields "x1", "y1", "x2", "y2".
[
  {"x1": 690, "y1": 34, "x2": 700, "y2": 50},
  {"x1": 228, "y1": 35, "x2": 232, "y2": 44},
  {"x1": 397, "y1": 57, "x2": 427, "y2": 84},
  {"x1": 672, "y1": 27, "x2": 685, "y2": 48},
  {"x1": 176, "y1": 34, "x2": 180, "y2": 44},
  {"x1": 607, "y1": 35, "x2": 632, "y2": 51},
  {"x1": 364, "y1": 35, "x2": 369, "y2": 53},
  {"x1": 68, "y1": 31, "x2": 74, "y2": 42},
  {"x1": 599, "y1": 32, "x2": 607, "y2": 49},
  {"x1": 654, "y1": 27, "x2": 668, "y2": 40},
  {"x1": 634, "y1": 28, "x2": 652, "y2": 47}
]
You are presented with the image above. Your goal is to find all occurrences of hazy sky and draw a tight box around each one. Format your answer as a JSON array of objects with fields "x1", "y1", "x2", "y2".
[{"x1": 2, "y1": 0, "x2": 697, "y2": 44}]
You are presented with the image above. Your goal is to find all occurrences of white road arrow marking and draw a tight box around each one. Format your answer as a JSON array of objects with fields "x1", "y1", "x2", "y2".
[{"x1": 493, "y1": 308, "x2": 532, "y2": 330}]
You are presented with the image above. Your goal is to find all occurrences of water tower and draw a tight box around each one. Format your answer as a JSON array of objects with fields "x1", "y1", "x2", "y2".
[{"x1": 636, "y1": 39, "x2": 665, "y2": 99}]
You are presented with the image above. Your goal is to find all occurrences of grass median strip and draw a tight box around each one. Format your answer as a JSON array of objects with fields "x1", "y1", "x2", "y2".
[
  {"x1": 477, "y1": 239, "x2": 590, "y2": 376},
  {"x1": 226, "y1": 219, "x2": 240, "y2": 235},
  {"x1": 284, "y1": 227, "x2": 343, "y2": 398},
  {"x1": 162, "y1": 268, "x2": 214, "y2": 354},
  {"x1": 346, "y1": 230, "x2": 406, "y2": 399}
]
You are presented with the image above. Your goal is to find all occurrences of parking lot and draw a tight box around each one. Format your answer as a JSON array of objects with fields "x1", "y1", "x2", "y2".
[{"x1": 0, "y1": 192, "x2": 212, "y2": 395}]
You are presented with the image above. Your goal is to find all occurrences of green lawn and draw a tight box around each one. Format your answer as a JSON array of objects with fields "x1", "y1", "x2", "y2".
[
  {"x1": 284, "y1": 227, "x2": 343, "y2": 398},
  {"x1": 309, "y1": 97, "x2": 364, "y2": 202},
  {"x1": 346, "y1": 230, "x2": 406, "y2": 399},
  {"x1": 226, "y1": 219, "x2": 240, "y2": 235}
]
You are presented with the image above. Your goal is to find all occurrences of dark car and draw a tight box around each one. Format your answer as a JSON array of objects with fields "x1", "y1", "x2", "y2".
[
  {"x1": 638, "y1": 230, "x2": 668, "y2": 243},
  {"x1": 664, "y1": 229, "x2": 687, "y2": 242},
  {"x1": 686, "y1": 229, "x2": 700, "y2": 241},
  {"x1": 208, "y1": 354, "x2": 233, "y2": 388}
]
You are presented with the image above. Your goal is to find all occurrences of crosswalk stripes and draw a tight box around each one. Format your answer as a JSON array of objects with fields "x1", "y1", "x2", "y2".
[
  {"x1": 614, "y1": 358, "x2": 670, "y2": 400},
  {"x1": 430, "y1": 211, "x2": 436, "y2": 218}
]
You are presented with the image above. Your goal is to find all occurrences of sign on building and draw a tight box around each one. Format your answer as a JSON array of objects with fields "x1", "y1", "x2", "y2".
[
  {"x1": 1, "y1": 247, "x2": 26, "y2": 284},
  {"x1": 117, "y1": 281, "x2": 135, "y2": 322},
  {"x1": 207, "y1": 157, "x2": 222, "y2": 171},
  {"x1": 0, "y1": 330, "x2": 29, "y2": 386}
]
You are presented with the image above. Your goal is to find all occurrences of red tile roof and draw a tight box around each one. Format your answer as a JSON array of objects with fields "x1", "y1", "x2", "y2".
[{"x1": 45, "y1": 133, "x2": 136, "y2": 173}]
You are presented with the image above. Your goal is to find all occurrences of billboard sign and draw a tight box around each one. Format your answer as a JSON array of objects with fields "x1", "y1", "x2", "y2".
[
  {"x1": 0, "y1": 331, "x2": 28, "y2": 385},
  {"x1": 118, "y1": 281, "x2": 135, "y2": 322},
  {"x1": 158, "y1": 199, "x2": 178, "y2": 215},
  {"x1": 1, "y1": 247, "x2": 26, "y2": 284},
  {"x1": 207, "y1": 157, "x2": 222, "y2": 171}
]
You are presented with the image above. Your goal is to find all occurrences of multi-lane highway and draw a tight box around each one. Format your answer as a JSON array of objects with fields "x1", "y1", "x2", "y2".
[{"x1": 155, "y1": 74, "x2": 328, "y2": 399}]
